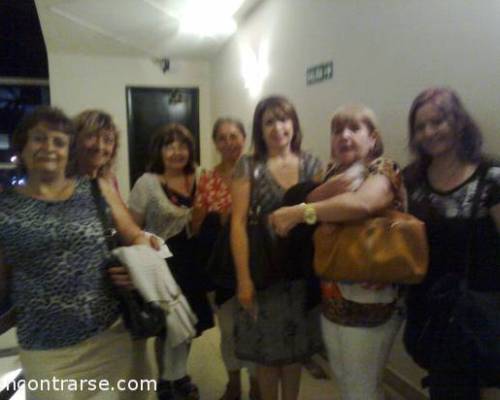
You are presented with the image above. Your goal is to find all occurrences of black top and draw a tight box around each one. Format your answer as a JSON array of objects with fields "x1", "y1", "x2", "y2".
[{"x1": 404, "y1": 159, "x2": 500, "y2": 295}]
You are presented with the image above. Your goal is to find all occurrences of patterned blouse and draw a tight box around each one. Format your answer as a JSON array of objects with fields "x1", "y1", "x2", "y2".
[
  {"x1": 0, "y1": 179, "x2": 120, "y2": 350},
  {"x1": 194, "y1": 169, "x2": 232, "y2": 214},
  {"x1": 321, "y1": 157, "x2": 406, "y2": 327},
  {"x1": 128, "y1": 173, "x2": 193, "y2": 241}
]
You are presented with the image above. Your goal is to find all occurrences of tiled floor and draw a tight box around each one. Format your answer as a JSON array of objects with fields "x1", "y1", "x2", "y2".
[{"x1": 188, "y1": 325, "x2": 340, "y2": 400}]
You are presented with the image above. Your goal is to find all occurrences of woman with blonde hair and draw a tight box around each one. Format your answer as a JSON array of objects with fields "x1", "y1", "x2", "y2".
[
  {"x1": 272, "y1": 104, "x2": 405, "y2": 400},
  {"x1": 0, "y1": 106, "x2": 155, "y2": 399},
  {"x1": 73, "y1": 109, "x2": 120, "y2": 182}
]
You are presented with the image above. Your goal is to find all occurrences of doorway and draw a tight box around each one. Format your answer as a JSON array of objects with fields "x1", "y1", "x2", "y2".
[{"x1": 126, "y1": 86, "x2": 199, "y2": 187}]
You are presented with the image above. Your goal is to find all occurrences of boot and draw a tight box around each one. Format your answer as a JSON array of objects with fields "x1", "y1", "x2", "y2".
[
  {"x1": 249, "y1": 376, "x2": 261, "y2": 400},
  {"x1": 157, "y1": 380, "x2": 174, "y2": 400},
  {"x1": 219, "y1": 370, "x2": 241, "y2": 400},
  {"x1": 173, "y1": 376, "x2": 200, "y2": 400}
]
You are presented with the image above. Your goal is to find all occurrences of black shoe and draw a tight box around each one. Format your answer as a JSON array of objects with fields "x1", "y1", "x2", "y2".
[
  {"x1": 157, "y1": 380, "x2": 175, "y2": 400},
  {"x1": 173, "y1": 376, "x2": 200, "y2": 400}
]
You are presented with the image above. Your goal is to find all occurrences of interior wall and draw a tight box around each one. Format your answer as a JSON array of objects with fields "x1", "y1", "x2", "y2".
[
  {"x1": 48, "y1": 53, "x2": 214, "y2": 196},
  {"x1": 211, "y1": 0, "x2": 500, "y2": 395},
  {"x1": 211, "y1": 0, "x2": 500, "y2": 165}
]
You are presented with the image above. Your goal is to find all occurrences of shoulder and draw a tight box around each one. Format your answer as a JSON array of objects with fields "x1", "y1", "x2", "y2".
[
  {"x1": 233, "y1": 154, "x2": 254, "y2": 179},
  {"x1": 132, "y1": 173, "x2": 157, "y2": 190},
  {"x1": 368, "y1": 157, "x2": 403, "y2": 191},
  {"x1": 301, "y1": 152, "x2": 322, "y2": 167},
  {"x1": 483, "y1": 158, "x2": 500, "y2": 184},
  {"x1": 369, "y1": 157, "x2": 402, "y2": 179}
]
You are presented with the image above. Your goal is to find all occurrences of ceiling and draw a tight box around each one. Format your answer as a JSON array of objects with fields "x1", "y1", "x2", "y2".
[{"x1": 34, "y1": 0, "x2": 264, "y2": 60}]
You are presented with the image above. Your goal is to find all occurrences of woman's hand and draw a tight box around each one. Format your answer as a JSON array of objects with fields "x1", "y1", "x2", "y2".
[
  {"x1": 108, "y1": 266, "x2": 134, "y2": 290},
  {"x1": 238, "y1": 279, "x2": 257, "y2": 320},
  {"x1": 270, "y1": 204, "x2": 304, "y2": 237},
  {"x1": 131, "y1": 232, "x2": 161, "y2": 250}
]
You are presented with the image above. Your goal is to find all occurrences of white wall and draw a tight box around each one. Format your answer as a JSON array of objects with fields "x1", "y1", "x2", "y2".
[
  {"x1": 211, "y1": 0, "x2": 500, "y2": 395},
  {"x1": 212, "y1": 0, "x2": 500, "y2": 165},
  {"x1": 48, "y1": 53, "x2": 214, "y2": 197}
]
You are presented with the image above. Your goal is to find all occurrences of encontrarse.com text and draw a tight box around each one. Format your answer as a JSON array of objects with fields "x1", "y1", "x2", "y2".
[{"x1": 2, "y1": 377, "x2": 157, "y2": 392}]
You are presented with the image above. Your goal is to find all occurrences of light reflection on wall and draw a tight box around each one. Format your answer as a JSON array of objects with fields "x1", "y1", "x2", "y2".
[{"x1": 240, "y1": 39, "x2": 269, "y2": 98}]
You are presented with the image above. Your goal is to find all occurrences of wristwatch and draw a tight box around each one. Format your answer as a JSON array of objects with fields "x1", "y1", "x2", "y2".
[{"x1": 302, "y1": 203, "x2": 317, "y2": 225}]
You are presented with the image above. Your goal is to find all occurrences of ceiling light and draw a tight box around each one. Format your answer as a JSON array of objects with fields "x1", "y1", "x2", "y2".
[{"x1": 178, "y1": 0, "x2": 243, "y2": 37}]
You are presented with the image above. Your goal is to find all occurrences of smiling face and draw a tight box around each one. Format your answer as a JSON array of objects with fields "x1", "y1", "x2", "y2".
[
  {"x1": 21, "y1": 123, "x2": 70, "y2": 176},
  {"x1": 261, "y1": 108, "x2": 295, "y2": 154},
  {"x1": 412, "y1": 102, "x2": 458, "y2": 159},
  {"x1": 330, "y1": 117, "x2": 376, "y2": 167},
  {"x1": 162, "y1": 139, "x2": 190, "y2": 172},
  {"x1": 76, "y1": 128, "x2": 116, "y2": 173},
  {"x1": 214, "y1": 122, "x2": 245, "y2": 163}
]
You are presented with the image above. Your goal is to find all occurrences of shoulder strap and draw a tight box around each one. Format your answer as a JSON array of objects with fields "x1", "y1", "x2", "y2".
[{"x1": 90, "y1": 179, "x2": 118, "y2": 251}]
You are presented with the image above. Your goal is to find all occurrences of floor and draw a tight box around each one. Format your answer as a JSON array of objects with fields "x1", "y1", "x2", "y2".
[{"x1": 187, "y1": 325, "x2": 340, "y2": 400}]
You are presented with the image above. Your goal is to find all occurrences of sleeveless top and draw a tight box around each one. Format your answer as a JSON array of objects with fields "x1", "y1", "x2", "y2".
[
  {"x1": 234, "y1": 153, "x2": 323, "y2": 214},
  {"x1": 0, "y1": 178, "x2": 120, "y2": 350}
]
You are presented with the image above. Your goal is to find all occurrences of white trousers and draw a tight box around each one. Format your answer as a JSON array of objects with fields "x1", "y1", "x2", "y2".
[
  {"x1": 320, "y1": 314, "x2": 402, "y2": 400},
  {"x1": 161, "y1": 341, "x2": 189, "y2": 381},
  {"x1": 217, "y1": 297, "x2": 255, "y2": 376}
]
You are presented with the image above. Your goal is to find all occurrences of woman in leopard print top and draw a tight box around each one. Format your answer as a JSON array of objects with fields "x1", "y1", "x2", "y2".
[{"x1": 0, "y1": 107, "x2": 154, "y2": 399}]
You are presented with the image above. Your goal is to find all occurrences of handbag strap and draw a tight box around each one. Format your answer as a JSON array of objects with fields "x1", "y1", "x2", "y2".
[
  {"x1": 90, "y1": 179, "x2": 118, "y2": 251},
  {"x1": 463, "y1": 162, "x2": 490, "y2": 288},
  {"x1": 248, "y1": 158, "x2": 260, "y2": 221}
]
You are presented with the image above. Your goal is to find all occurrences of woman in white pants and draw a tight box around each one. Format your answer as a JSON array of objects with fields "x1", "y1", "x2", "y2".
[{"x1": 271, "y1": 104, "x2": 405, "y2": 400}]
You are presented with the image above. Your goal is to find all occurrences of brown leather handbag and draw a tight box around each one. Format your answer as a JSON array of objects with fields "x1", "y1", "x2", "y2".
[{"x1": 313, "y1": 210, "x2": 429, "y2": 284}]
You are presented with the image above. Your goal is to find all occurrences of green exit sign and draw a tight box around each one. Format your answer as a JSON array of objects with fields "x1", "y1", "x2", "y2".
[{"x1": 306, "y1": 61, "x2": 333, "y2": 85}]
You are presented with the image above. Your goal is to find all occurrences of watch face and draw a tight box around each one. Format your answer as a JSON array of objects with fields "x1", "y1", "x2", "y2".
[{"x1": 304, "y1": 205, "x2": 317, "y2": 225}]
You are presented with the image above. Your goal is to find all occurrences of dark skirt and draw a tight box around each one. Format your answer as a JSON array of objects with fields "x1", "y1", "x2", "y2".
[
  {"x1": 234, "y1": 280, "x2": 322, "y2": 365},
  {"x1": 166, "y1": 230, "x2": 214, "y2": 335}
]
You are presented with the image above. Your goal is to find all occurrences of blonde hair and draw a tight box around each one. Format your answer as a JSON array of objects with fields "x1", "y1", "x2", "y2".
[
  {"x1": 73, "y1": 110, "x2": 120, "y2": 177},
  {"x1": 330, "y1": 104, "x2": 384, "y2": 159}
]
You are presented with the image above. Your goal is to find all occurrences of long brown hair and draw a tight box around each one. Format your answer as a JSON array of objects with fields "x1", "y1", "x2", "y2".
[
  {"x1": 251, "y1": 96, "x2": 302, "y2": 160},
  {"x1": 408, "y1": 87, "x2": 483, "y2": 171}
]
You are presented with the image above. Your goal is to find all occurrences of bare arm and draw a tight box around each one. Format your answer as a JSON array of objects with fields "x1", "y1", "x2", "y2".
[
  {"x1": 271, "y1": 174, "x2": 394, "y2": 237},
  {"x1": 99, "y1": 178, "x2": 147, "y2": 245},
  {"x1": 307, "y1": 173, "x2": 354, "y2": 202},
  {"x1": 230, "y1": 177, "x2": 256, "y2": 316}
]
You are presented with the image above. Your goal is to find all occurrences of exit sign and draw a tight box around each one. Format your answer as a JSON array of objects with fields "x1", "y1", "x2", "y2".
[{"x1": 306, "y1": 61, "x2": 333, "y2": 85}]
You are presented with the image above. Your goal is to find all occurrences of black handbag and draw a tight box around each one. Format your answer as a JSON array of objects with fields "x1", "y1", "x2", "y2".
[
  {"x1": 206, "y1": 160, "x2": 279, "y2": 290},
  {"x1": 90, "y1": 179, "x2": 166, "y2": 340},
  {"x1": 405, "y1": 165, "x2": 500, "y2": 386}
]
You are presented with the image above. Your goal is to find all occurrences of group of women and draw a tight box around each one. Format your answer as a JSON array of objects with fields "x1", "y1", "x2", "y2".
[{"x1": 0, "y1": 86, "x2": 498, "y2": 400}]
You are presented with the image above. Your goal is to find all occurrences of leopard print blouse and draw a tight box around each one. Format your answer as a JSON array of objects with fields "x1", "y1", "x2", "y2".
[{"x1": 0, "y1": 178, "x2": 120, "y2": 350}]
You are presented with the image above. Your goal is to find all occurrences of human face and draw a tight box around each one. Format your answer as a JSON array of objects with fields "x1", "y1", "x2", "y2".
[
  {"x1": 162, "y1": 139, "x2": 190, "y2": 172},
  {"x1": 21, "y1": 123, "x2": 70, "y2": 176},
  {"x1": 261, "y1": 109, "x2": 294, "y2": 153},
  {"x1": 413, "y1": 102, "x2": 458, "y2": 159},
  {"x1": 76, "y1": 129, "x2": 116, "y2": 172},
  {"x1": 214, "y1": 122, "x2": 245, "y2": 163},
  {"x1": 330, "y1": 119, "x2": 375, "y2": 167}
]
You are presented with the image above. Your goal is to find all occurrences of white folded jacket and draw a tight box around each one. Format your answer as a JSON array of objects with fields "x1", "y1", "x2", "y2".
[{"x1": 111, "y1": 245, "x2": 197, "y2": 347}]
